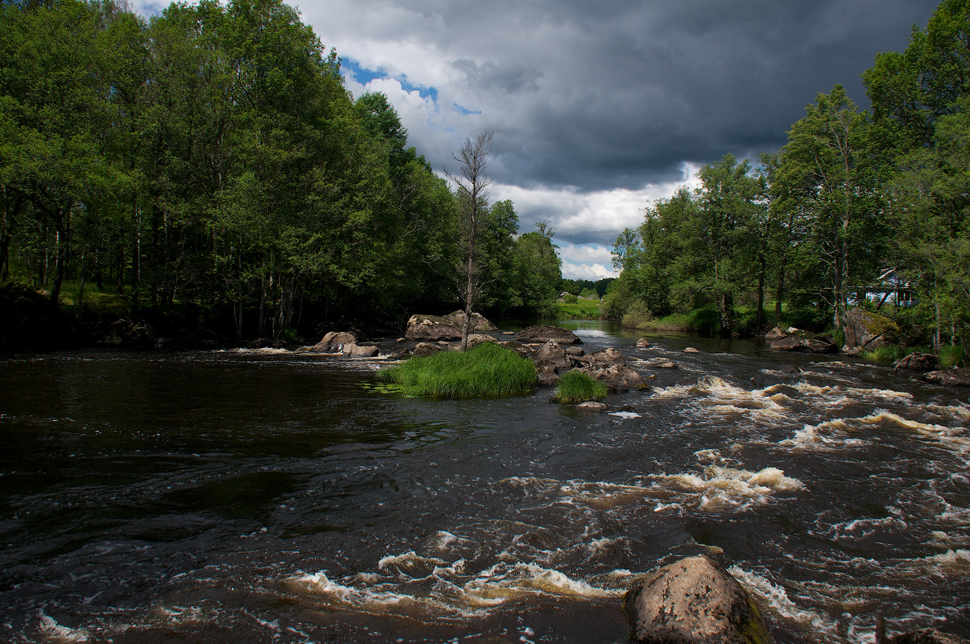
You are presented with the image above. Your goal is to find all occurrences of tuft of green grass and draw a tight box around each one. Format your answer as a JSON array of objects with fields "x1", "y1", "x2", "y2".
[
  {"x1": 941, "y1": 344, "x2": 969, "y2": 369},
  {"x1": 555, "y1": 370, "x2": 608, "y2": 404},
  {"x1": 375, "y1": 342, "x2": 537, "y2": 398},
  {"x1": 861, "y1": 345, "x2": 906, "y2": 362}
]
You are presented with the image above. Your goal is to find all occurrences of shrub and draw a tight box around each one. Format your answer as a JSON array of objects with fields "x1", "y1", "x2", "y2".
[
  {"x1": 941, "y1": 344, "x2": 969, "y2": 368},
  {"x1": 556, "y1": 370, "x2": 608, "y2": 403},
  {"x1": 375, "y1": 342, "x2": 537, "y2": 398},
  {"x1": 861, "y1": 345, "x2": 905, "y2": 362}
]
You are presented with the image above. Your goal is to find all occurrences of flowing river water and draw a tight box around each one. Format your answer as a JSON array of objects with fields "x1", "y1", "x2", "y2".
[{"x1": 1, "y1": 320, "x2": 968, "y2": 643}]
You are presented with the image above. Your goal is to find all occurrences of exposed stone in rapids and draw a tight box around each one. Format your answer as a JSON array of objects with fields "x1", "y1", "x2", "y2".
[
  {"x1": 894, "y1": 352, "x2": 940, "y2": 372},
  {"x1": 649, "y1": 361, "x2": 678, "y2": 369},
  {"x1": 311, "y1": 331, "x2": 356, "y2": 353},
  {"x1": 636, "y1": 337, "x2": 651, "y2": 348},
  {"x1": 412, "y1": 342, "x2": 442, "y2": 357},
  {"x1": 583, "y1": 364, "x2": 647, "y2": 393},
  {"x1": 769, "y1": 332, "x2": 837, "y2": 354},
  {"x1": 536, "y1": 365, "x2": 560, "y2": 388},
  {"x1": 515, "y1": 325, "x2": 582, "y2": 345},
  {"x1": 685, "y1": 347, "x2": 700, "y2": 353},
  {"x1": 535, "y1": 340, "x2": 569, "y2": 369},
  {"x1": 623, "y1": 555, "x2": 772, "y2": 644},
  {"x1": 342, "y1": 343, "x2": 379, "y2": 357},
  {"x1": 587, "y1": 347, "x2": 626, "y2": 367},
  {"x1": 923, "y1": 367, "x2": 970, "y2": 387},
  {"x1": 576, "y1": 401, "x2": 608, "y2": 412}
]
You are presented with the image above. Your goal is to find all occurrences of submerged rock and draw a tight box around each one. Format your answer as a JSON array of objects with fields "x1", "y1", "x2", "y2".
[
  {"x1": 515, "y1": 325, "x2": 582, "y2": 345},
  {"x1": 623, "y1": 554, "x2": 772, "y2": 644},
  {"x1": 923, "y1": 367, "x2": 970, "y2": 387}
]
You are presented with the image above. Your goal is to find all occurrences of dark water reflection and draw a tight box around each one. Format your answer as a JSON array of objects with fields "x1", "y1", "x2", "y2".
[{"x1": 1, "y1": 322, "x2": 969, "y2": 643}]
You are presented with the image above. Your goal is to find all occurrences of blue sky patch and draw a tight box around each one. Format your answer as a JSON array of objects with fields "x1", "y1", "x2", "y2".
[
  {"x1": 453, "y1": 103, "x2": 482, "y2": 116},
  {"x1": 343, "y1": 58, "x2": 439, "y2": 104}
]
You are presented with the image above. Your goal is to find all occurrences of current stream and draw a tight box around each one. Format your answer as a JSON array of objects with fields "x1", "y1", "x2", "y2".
[{"x1": 1, "y1": 320, "x2": 968, "y2": 643}]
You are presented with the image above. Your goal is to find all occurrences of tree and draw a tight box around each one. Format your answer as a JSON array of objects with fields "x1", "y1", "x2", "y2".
[
  {"x1": 444, "y1": 129, "x2": 493, "y2": 351},
  {"x1": 513, "y1": 221, "x2": 561, "y2": 316}
]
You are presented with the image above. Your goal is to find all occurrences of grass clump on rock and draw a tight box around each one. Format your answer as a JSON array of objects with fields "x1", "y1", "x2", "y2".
[
  {"x1": 556, "y1": 370, "x2": 608, "y2": 404},
  {"x1": 375, "y1": 342, "x2": 537, "y2": 398}
]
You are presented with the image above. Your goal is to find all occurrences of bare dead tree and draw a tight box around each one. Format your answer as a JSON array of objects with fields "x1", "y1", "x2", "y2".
[{"x1": 443, "y1": 129, "x2": 493, "y2": 352}]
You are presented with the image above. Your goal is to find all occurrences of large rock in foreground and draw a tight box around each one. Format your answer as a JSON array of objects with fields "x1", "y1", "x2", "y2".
[
  {"x1": 887, "y1": 629, "x2": 970, "y2": 643},
  {"x1": 406, "y1": 312, "x2": 496, "y2": 341},
  {"x1": 623, "y1": 555, "x2": 771, "y2": 644},
  {"x1": 843, "y1": 308, "x2": 899, "y2": 353},
  {"x1": 515, "y1": 325, "x2": 582, "y2": 345}
]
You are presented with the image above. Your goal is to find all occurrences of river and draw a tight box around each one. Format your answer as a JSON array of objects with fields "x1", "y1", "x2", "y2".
[{"x1": 1, "y1": 320, "x2": 968, "y2": 643}]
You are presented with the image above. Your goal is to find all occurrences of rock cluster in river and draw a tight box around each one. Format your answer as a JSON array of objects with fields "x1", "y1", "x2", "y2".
[
  {"x1": 405, "y1": 311, "x2": 497, "y2": 341},
  {"x1": 766, "y1": 327, "x2": 837, "y2": 354}
]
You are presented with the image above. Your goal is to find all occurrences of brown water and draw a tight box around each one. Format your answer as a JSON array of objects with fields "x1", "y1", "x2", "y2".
[{"x1": 1, "y1": 321, "x2": 968, "y2": 643}]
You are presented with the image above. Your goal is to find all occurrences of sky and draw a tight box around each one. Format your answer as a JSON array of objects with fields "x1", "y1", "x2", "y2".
[{"x1": 136, "y1": 0, "x2": 942, "y2": 280}]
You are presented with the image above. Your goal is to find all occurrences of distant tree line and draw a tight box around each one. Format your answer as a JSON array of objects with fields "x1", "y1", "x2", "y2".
[
  {"x1": 606, "y1": 0, "x2": 970, "y2": 354},
  {"x1": 0, "y1": 0, "x2": 561, "y2": 341}
]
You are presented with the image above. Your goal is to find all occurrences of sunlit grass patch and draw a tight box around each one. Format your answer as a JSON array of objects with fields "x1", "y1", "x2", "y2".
[
  {"x1": 374, "y1": 342, "x2": 537, "y2": 398},
  {"x1": 555, "y1": 370, "x2": 608, "y2": 404},
  {"x1": 557, "y1": 300, "x2": 600, "y2": 319}
]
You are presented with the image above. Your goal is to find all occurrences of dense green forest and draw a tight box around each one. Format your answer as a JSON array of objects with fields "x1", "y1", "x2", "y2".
[
  {"x1": 0, "y1": 0, "x2": 561, "y2": 345},
  {"x1": 605, "y1": 0, "x2": 970, "y2": 357}
]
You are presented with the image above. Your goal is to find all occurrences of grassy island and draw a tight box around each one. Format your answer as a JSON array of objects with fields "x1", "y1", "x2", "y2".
[
  {"x1": 375, "y1": 343, "x2": 538, "y2": 398},
  {"x1": 555, "y1": 370, "x2": 608, "y2": 404}
]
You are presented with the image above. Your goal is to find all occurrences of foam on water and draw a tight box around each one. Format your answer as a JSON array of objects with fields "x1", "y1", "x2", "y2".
[
  {"x1": 727, "y1": 566, "x2": 833, "y2": 635},
  {"x1": 36, "y1": 611, "x2": 91, "y2": 642},
  {"x1": 650, "y1": 465, "x2": 805, "y2": 511}
]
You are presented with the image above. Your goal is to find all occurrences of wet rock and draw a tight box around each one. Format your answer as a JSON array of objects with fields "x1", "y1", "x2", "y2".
[
  {"x1": 466, "y1": 333, "x2": 498, "y2": 349},
  {"x1": 437, "y1": 340, "x2": 450, "y2": 346},
  {"x1": 502, "y1": 331, "x2": 515, "y2": 335},
  {"x1": 584, "y1": 364, "x2": 647, "y2": 393},
  {"x1": 887, "y1": 629, "x2": 970, "y2": 644},
  {"x1": 343, "y1": 343, "x2": 379, "y2": 357},
  {"x1": 623, "y1": 554, "x2": 772, "y2": 644},
  {"x1": 565, "y1": 345, "x2": 585, "y2": 356},
  {"x1": 576, "y1": 401, "x2": 608, "y2": 412},
  {"x1": 388, "y1": 350, "x2": 410, "y2": 360},
  {"x1": 843, "y1": 308, "x2": 899, "y2": 353},
  {"x1": 396, "y1": 337, "x2": 406, "y2": 343},
  {"x1": 412, "y1": 342, "x2": 442, "y2": 358},
  {"x1": 515, "y1": 325, "x2": 582, "y2": 345},
  {"x1": 893, "y1": 353, "x2": 939, "y2": 372},
  {"x1": 535, "y1": 340, "x2": 569, "y2": 369},
  {"x1": 770, "y1": 332, "x2": 837, "y2": 354},
  {"x1": 685, "y1": 347, "x2": 700, "y2": 353},
  {"x1": 636, "y1": 337, "x2": 651, "y2": 348},
  {"x1": 536, "y1": 365, "x2": 561, "y2": 388},
  {"x1": 779, "y1": 365, "x2": 802, "y2": 374},
  {"x1": 923, "y1": 367, "x2": 970, "y2": 387},
  {"x1": 587, "y1": 347, "x2": 626, "y2": 367},
  {"x1": 650, "y1": 361, "x2": 678, "y2": 369},
  {"x1": 311, "y1": 331, "x2": 356, "y2": 353}
]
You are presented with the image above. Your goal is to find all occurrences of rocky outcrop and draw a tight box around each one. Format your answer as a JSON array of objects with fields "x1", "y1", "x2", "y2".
[
  {"x1": 893, "y1": 353, "x2": 939, "y2": 372},
  {"x1": 923, "y1": 368, "x2": 970, "y2": 387},
  {"x1": 405, "y1": 311, "x2": 496, "y2": 341},
  {"x1": 623, "y1": 555, "x2": 771, "y2": 644},
  {"x1": 764, "y1": 327, "x2": 788, "y2": 342},
  {"x1": 412, "y1": 342, "x2": 442, "y2": 357},
  {"x1": 311, "y1": 331, "x2": 356, "y2": 353},
  {"x1": 583, "y1": 364, "x2": 647, "y2": 393},
  {"x1": 343, "y1": 342, "x2": 379, "y2": 357},
  {"x1": 843, "y1": 308, "x2": 899, "y2": 353},
  {"x1": 586, "y1": 347, "x2": 626, "y2": 367},
  {"x1": 515, "y1": 325, "x2": 582, "y2": 345}
]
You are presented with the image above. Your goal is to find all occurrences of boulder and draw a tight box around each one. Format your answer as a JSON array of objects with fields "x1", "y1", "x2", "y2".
[
  {"x1": 764, "y1": 327, "x2": 787, "y2": 342},
  {"x1": 515, "y1": 325, "x2": 582, "y2": 345},
  {"x1": 585, "y1": 365, "x2": 646, "y2": 393},
  {"x1": 536, "y1": 365, "x2": 561, "y2": 388},
  {"x1": 343, "y1": 343, "x2": 379, "y2": 357},
  {"x1": 412, "y1": 342, "x2": 442, "y2": 358},
  {"x1": 587, "y1": 347, "x2": 626, "y2": 367},
  {"x1": 769, "y1": 332, "x2": 837, "y2": 354},
  {"x1": 405, "y1": 311, "x2": 497, "y2": 341},
  {"x1": 685, "y1": 347, "x2": 700, "y2": 354},
  {"x1": 893, "y1": 353, "x2": 939, "y2": 372},
  {"x1": 636, "y1": 337, "x2": 651, "y2": 348},
  {"x1": 923, "y1": 368, "x2": 970, "y2": 387},
  {"x1": 576, "y1": 401, "x2": 608, "y2": 412},
  {"x1": 887, "y1": 629, "x2": 970, "y2": 644},
  {"x1": 311, "y1": 331, "x2": 356, "y2": 353},
  {"x1": 565, "y1": 345, "x2": 585, "y2": 356},
  {"x1": 843, "y1": 308, "x2": 900, "y2": 353},
  {"x1": 466, "y1": 333, "x2": 499, "y2": 349},
  {"x1": 623, "y1": 554, "x2": 771, "y2": 644},
  {"x1": 535, "y1": 340, "x2": 569, "y2": 369},
  {"x1": 650, "y1": 361, "x2": 678, "y2": 369}
]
